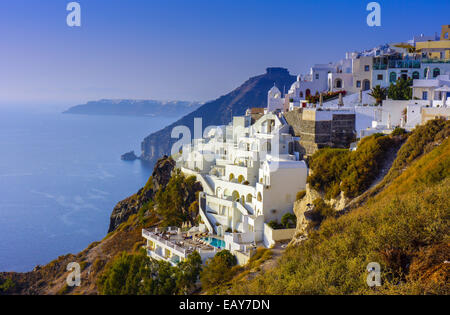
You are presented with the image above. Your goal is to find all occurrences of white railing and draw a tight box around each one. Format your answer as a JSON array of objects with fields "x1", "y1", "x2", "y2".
[{"x1": 142, "y1": 229, "x2": 186, "y2": 255}]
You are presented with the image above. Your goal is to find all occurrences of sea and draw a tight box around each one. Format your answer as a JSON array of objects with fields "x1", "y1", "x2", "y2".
[{"x1": 0, "y1": 106, "x2": 175, "y2": 272}]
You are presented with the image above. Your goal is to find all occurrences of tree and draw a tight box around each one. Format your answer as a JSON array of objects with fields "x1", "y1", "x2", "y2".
[
  {"x1": 176, "y1": 251, "x2": 202, "y2": 294},
  {"x1": 200, "y1": 250, "x2": 237, "y2": 290},
  {"x1": 388, "y1": 78, "x2": 413, "y2": 100},
  {"x1": 369, "y1": 85, "x2": 387, "y2": 105},
  {"x1": 281, "y1": 213, "x2": 297, "y2": 228}
]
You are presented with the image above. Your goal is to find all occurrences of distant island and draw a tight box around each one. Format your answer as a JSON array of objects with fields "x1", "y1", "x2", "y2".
[{"x1": 63, "y1": 99, "x2": 203, "y2": 117}]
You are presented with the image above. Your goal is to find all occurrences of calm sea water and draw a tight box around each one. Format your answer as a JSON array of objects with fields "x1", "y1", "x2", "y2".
[{"x1": 0, "y1": 108, "x2": 174, "y2": 272}]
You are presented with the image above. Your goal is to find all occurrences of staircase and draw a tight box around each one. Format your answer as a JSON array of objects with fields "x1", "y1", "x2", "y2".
[{"x1": 199, "y1": 193, "x2": 215, "y2": 233}]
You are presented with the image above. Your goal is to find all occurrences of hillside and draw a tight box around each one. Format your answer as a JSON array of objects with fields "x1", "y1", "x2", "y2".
[
  {"x1": 1, "y1": 120, "x2": 448, "y2": 295},
  {"x1": 64, "y1": 99, "x2": 202, "y2": 117},
  {"x1": 140, "y1": 67, "x2": 297, "y2": 164},
  {"x1": 224, "y1": 120, "x2": 450, "y2": 295}
]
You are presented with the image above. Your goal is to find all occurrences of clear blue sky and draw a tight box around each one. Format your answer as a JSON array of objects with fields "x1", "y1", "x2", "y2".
[{"x1": 0, "y1": 0, "x2": 449, "y2": 106}]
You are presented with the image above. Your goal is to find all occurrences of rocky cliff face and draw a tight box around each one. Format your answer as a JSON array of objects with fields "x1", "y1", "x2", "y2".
[
  {"x1": 108, "y1": 156, "x2": 176, "y2": 233},
  {"x1": 140, "y1": 68, "x2": 297, "y2": 165},
  {"x1": 291, "y1": 184, "x2": 349, "y2": 245},
  {"x1": 0, "y1": 155, "x2": 193, "y2": 295}
]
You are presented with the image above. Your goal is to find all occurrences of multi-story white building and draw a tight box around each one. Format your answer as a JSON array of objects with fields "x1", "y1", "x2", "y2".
[
  {"x1": 178, "y1": 104, "x2": 307, "y2": 264},
  {"x1": 142, "y1": 227, "x2": 217, "y2": 266}
]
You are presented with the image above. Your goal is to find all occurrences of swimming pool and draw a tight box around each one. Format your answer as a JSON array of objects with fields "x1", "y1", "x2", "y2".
[{"x1": 202, "y1": 237, "x2": 226, "y2": 249}]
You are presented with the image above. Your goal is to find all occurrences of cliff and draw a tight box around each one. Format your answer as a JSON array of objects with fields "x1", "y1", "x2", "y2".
[
  {"x1": 0, "y1": 156, "x2": 201, "y2": 295},
  {"x1": 64, "y1": 99, "x2": 202, "y2": 117},
  {"x1": 108, "y1": 156, "x2": 176, "y2": 233},
  {"x1": 140, "y1": 68, "x2": 297, "y2": 164}
]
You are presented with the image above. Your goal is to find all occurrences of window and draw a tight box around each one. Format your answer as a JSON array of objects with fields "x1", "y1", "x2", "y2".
[
  {"x1": 423, "y1": 91, "x2": 428, "y2": 100},
  {"x1": 257, "y1": 192, "x2": 262, "y2": 202},
  {"x1": 412, "y1": 71, "x2": 420, "y2": 80},
  {"x1": 433, "y1": 68, "x2": 440, "y2": 78},
  {"x1": 364, "y1": 65, "x2": 370, "y2": 72},
  {"x1": 389, "y1": 72, "x2": 397, "y2": 83},
  {"x1": 356, "y1": 81, "x2": 361, "y2": 88},
  {"x1": 377, "y1": 74, "x2": 383, "y2": 80},
  {"x1": 315, "y1": 73, "x2": 319, "y2": 80}
]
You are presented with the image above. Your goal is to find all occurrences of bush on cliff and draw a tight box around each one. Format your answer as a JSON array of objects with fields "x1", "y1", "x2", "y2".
[
  {"x1": 154, "y1": 169, "x2": 201, "y2": 227},
  {"x1": 200, "y1": 250, "x2": 238, "y2": 291},
  {"x1": 307, "y1": 133, "x2": 396, "y2": 199},
  {"x1": 97, "y1": 249, "x2": 202, "y2": 295},
  {"x1": 228, "y1": 133, "x2": 450, "y2": 295}
]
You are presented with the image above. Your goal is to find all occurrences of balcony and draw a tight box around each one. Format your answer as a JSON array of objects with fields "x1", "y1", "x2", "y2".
[{"x1": 422, "y1": 58, "x2": 450, "y2": 64}]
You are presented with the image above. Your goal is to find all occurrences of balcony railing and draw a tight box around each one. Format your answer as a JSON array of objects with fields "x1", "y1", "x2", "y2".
[
  {"x1": 142, "y1": 229, "x2": 186, "y2": 255},
  {"x1": 373, "y1": 60, "x2": 421, "y2": 69},
  {"x1": 421, "y1": 58, "x2": 450, "y2": 64}
]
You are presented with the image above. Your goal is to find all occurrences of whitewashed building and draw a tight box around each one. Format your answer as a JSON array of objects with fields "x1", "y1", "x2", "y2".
[{"x1": 177, "y1": 107, "x2": 307, "y2": 264}]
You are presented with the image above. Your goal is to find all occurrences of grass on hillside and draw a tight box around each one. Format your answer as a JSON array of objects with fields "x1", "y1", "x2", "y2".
[{"x1": 228, "y1": 125, "x2": 450, "y2": 295}]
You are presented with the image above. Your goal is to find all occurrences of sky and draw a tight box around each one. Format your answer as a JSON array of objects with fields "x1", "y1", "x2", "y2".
[{"x1": 0, "y1": 0, "x2": 449, "y2": 107}]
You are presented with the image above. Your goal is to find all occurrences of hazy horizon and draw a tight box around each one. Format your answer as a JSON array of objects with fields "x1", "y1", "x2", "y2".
[{"x1": 1, "y1": 0, "x2": 449, "y2": 105}]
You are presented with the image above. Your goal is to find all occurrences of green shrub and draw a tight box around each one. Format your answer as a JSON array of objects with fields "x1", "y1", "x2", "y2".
[
  {"x1": 0, "y1": 278, "x2": 15, "y2": 293},
  {"x1": 200, "y1": 250, "x2": 237, "y2": 291},
  {"x1": 98, "y1": 249, "x2": 202, "y2": 295},
  {"x1": 154, "y1": 170, "x2": 201, "y2": 227},
  {"x1": 267, "y1": 220, "x2": 283, "y2": 230},
  {"x1": 229, "y1": 134, "x2": 450, "y2": 295},
  {"x1": 281, "y1": 213, "x2": 297, "y2": 228},
  {"x1": 387, "y1": 78, "x2": 413, "y2": 100},
  {"x1": 308, "y1": 133, "x2": 395, "y2": 199},
  {"x1": 391, "y1": 127, "x2": 407, "y2": 137}
]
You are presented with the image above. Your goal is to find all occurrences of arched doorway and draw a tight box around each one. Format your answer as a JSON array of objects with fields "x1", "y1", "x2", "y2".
[
  {"x1": 257, "y1": 192, "x2": 262, "y2": 202},
  {"x1": 305, "y1": 89, "x2": 311, "y2": 98},
  {"x1": 433, "y1": 68, "x2": 441, "y2": 78},
  {"x1": 229, "y1": 173, "x2": 235, "y2": 181},
  {"x1": 232, "y1": 191, "x2": 240, "y2": 202},
  {"x1": 237, "y1": 175, "x2": 245, "y2": 184},
  {"x1": 363, "y1": 80, "x2": 371, "y2": 91},
  {"x1": 335, "y1": 78, "x2": 342, "y2": 89},
  {"x1": 389, "y1": 72, "x2": 397, "y2": 83}
]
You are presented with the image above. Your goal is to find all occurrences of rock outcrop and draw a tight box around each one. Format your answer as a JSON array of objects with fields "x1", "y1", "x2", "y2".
[
  {"x1": 121, "y1": 151, "x2": 138, "y2": 161},
  {"x1": 108, "y1": 156, "x2": 176, "y2": 233},
  {"x1": 291, "y1": 184, "x2": 349, "y2": 245}
]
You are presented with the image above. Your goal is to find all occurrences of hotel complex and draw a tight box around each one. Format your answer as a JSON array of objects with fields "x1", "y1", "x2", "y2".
[{"x1": 144, "y1": 25, "x2": 450, "y2": 265}]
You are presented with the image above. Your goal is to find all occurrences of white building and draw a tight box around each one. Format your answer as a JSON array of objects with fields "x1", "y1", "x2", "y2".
[
  {"x1": 177, "y1": 110, "x2": 307, "y2": 264},
  {"x1": 142, "y1": 227, "x2": 217, "y2": 266}
]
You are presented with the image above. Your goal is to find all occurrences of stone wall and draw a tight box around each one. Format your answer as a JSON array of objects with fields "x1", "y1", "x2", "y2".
[{"x1": 283, "y1": 109, "x2": 355, "y2": 157}]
